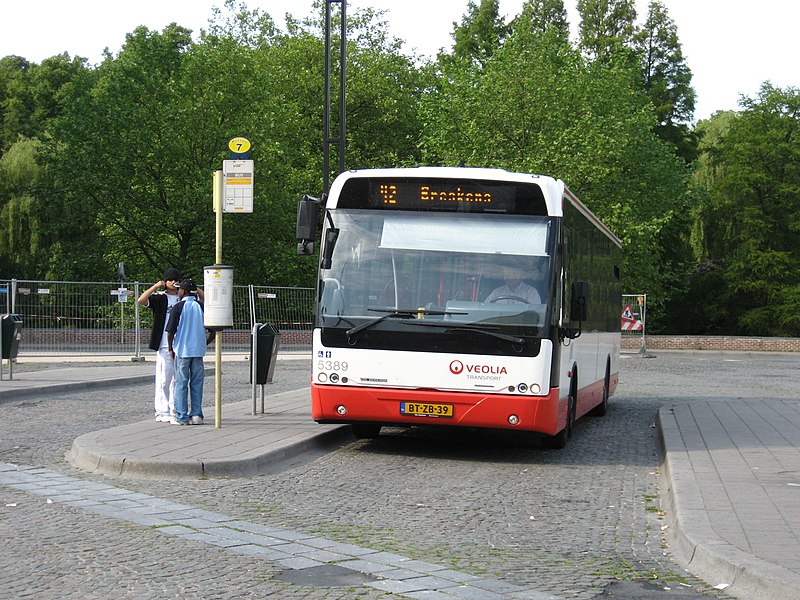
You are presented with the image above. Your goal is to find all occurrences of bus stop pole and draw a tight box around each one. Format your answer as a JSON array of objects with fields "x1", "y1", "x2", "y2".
[
  {"x1": 251, "y1": 324, "x2": 259, "y2": 415},
  {"x1": 213, "y1": 170, "x2": 224, "y2": 428}
]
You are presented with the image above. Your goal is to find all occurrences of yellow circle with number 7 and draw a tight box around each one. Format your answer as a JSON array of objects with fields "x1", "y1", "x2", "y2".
[{"x1": 228, "y1": 137, "x2": 251, "y2": 153}]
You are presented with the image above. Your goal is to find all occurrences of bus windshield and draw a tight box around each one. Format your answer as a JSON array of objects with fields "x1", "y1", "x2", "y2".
[{"x1": 318, "y1": 210, "x2": 554, "y2": 340}]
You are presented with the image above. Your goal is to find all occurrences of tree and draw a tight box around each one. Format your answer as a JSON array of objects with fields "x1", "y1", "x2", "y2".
[
  {"x1": 0, "y1": 53, "x2": 87, "y2": 154},
  {"x1": 43, "y1": 24, "x2": 225, "y2": 281},
  {"x1": 343, "y1": 8, "x2": 427, "y2": 170},
  {"x1": 577, "y1": 0, "x2": 637, "y2": 63},
  {"x1": 690, "y1": 84, "x2": 800, "y2": 335},
  {"x1": 0, "y1": 138, "x2": 44, "y2": 277},
  {"x1": 33, "y1": 1, "x2": 429, "y2": 286},
  {"x1": 450, "y1": 0, "x2": 510, "y2": 68},
  {"x1": 422, "y1": 4, "x2": 689, "y2": 324},
  {"x1": 517, "y1": 0, "x2": 570, "y2": 39},
  {"x1": 635, "y1": 1, "x2": 696, "y2": 161}
]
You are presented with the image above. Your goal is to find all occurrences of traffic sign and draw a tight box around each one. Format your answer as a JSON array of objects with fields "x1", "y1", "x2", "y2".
[{"x1": 620, "y1": 303, "x2": 643, "y2": 331}]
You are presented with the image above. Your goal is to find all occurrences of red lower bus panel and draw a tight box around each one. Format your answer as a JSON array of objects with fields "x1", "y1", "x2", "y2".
[
  {"x1": 312, "y1": 370, "x2": 618, "y2": 436},
  {"x1": 312, "y1": 384, "x2": 567, "y2": 435}
]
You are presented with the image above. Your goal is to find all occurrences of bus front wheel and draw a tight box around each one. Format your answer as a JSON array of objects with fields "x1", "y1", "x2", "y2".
[{"x1": 542, "y1": 391, "x2": 576, "y2": 450}]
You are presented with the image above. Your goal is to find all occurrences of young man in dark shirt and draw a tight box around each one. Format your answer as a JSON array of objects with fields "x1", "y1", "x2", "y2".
[{"x1": 137, "y1": 268, "x2": 182, "y2": 422}]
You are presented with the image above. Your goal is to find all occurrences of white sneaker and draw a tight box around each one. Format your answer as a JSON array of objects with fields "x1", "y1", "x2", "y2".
[
  {"x1": 170, "y1": 418, "x2": 189, "y2": 425},
  {"x1": 190, "y1": 416, "x2": 204, "y2": 425},
  {"x1": 155, "y1": 415, "x2": 171, "y2": 423}
]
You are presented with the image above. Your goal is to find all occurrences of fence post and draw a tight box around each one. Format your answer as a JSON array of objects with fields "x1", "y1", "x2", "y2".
[
  {"x1": 637, "y1": 294, "x2": 648, "y2": 356},
  {"x1": 248, "y1": 284, "x2": 256, "y2": 330}
]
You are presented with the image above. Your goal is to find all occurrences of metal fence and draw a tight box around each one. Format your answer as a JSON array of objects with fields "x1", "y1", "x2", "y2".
[
  {"x1": 1, "y1": 279, "x2": 651, "y2": 358},
  {"x1": 0, "y1": 279, "x2": 314, "y2": 357}
]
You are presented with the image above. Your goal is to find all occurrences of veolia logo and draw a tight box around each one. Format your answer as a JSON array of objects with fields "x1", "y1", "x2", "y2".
[{"x1": 450, "y1": 360, "x2": 509, "y2": 376}]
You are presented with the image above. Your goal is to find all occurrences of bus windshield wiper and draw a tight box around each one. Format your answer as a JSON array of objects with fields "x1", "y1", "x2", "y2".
[
  {"x1": 405, "y1": 320, "x2": 526, "y2": 344},
  {"x1": 446, "y1": 326, "x2": 526, "y2": 345},
  {"x1": 346, "y1": 308, "x2": 461, "y2": 340}
]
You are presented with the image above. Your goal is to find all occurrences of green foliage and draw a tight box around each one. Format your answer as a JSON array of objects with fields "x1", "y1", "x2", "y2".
[
  {"x1": 635, "y1": 1, "x2": 696, "y2": 162},
  {"x1": 518, "y1": 0, "x2": 570, "y2": 38},
  {"x1": 690, "y1": 84, "x2": 800, "y2": 335},
  {"x1": 577, "y1": 0, "x2": 637, "y2": 62},
  {"x1": 0, "y1": 53, "x2": 88, "y2": 154},
  {"x1": 451, "y1": 0, "x2": 510, "y2": 67},
  {"x1": 1, "y1": 1, "x2": 793, "y2": 338},
  {"x1": 5, "y1": 1, "x2": 428, "y2": 287},
  {"x1": 421, "y1": 7, "x2": 689, "y2": 327},
  {"x1": 0, "y1": 136, "x2": 96, "y2": 279}
]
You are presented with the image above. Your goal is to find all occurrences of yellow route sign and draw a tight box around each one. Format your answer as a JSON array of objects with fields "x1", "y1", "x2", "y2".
[{"x1": 228, "y1": 137, "x2": 251, "y2": 154}]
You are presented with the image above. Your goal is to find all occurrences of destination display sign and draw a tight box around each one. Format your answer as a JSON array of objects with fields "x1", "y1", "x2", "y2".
[{"x1": 337, "y1": 178, "x2": 547, "y2": 215}]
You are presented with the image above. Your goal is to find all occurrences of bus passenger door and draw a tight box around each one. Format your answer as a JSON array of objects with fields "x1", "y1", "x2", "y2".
[{"x1": 551, "y1": 227, "x2": 570, "y2": 388}]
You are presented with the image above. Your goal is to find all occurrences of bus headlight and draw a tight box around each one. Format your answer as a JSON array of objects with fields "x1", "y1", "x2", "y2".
[
  {"x1": 530, "y1": 383, "x2": 541, "y2": 394},
  {"x1": 317, "y1": 373, "x2": 328, "y2": 382},
  {"x1": 337, "y1": 405, "x2": 347, "y2": 415},
  {"x1": 517, "y1": 383, "x2": 528, "y2": 393},
  {"x1": 508, "y1": 414, "x2": 520, "y2": 425}
]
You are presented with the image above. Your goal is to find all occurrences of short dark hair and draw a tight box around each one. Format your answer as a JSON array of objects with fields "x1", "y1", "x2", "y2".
[
  {"x1": 179, "y1": 279, "x2": 197, "y2": 293},
  {"x1": 163, "y1": 268, "x2": 181, "y2": 281}
]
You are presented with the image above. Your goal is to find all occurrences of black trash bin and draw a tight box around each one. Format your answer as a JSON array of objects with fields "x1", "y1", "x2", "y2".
[
  {"x1": 250, "y1": 323, "x2": 281, "y2": 384},
  {"x1": 1, "y1": 313, "x2": 22, "y2": 360}
]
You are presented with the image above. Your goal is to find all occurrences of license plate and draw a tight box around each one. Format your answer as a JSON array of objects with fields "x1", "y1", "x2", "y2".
[{"x1": 400, "y1": 402, "x2": 454, "y2": 418}]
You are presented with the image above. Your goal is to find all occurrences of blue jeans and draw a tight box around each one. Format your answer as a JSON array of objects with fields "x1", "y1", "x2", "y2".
[{"x1": 173, "y1": 356, "x2": 204, "y2": 423}]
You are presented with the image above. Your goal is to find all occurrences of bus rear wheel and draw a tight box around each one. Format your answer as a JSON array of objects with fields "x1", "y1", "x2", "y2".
[
  {"x1": 589, "y1": 362, "x2": 611, "y2": 417},
  {"x1": 351, "y1": 423, "x2": 381, "y2": 439}
]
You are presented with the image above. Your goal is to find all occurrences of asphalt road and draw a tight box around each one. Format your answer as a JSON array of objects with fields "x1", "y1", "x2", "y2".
[{"x1": 3, "y1": 351, "x2": 797, "y2": 598}]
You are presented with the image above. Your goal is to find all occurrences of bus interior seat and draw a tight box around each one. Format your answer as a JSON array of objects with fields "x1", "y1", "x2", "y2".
[{"x1": 320, "y1": 278, "x2": 344, "y2": 316}]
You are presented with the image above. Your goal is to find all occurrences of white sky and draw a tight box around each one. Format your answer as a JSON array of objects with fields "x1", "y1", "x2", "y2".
[{"x1": 0, "y1": 0, "x2": 796, "y2": 121}]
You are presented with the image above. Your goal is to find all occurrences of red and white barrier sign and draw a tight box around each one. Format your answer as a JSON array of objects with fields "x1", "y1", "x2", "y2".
[{"x1": 621, "y1": 304, "x2": 643, "y2": 331}]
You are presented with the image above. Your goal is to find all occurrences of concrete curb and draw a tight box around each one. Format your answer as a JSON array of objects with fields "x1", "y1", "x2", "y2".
[
  {"x1": 66, "y1": 421, "x2": 351, "y2": 480},
  {"x1": 65, "y1": 385, "x2": 352, "y2": 481},
  {"x1": 656, "y1": 407, "x2": 800, "y2": 600}
]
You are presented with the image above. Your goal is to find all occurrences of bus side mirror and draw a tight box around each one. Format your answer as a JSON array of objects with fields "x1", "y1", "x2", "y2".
[{"x1": 296, "y1": 195, "x2": 320, "y2": 255}]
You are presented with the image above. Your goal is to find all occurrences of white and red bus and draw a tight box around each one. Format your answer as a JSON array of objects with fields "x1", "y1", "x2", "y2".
[{"x1": 296, "y1": 167, "x2": 622, "y2": 447}]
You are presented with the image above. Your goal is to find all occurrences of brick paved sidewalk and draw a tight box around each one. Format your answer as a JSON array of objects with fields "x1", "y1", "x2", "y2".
[{"x1": 658, "y1": 399, "x2": 800, "y2": 600}]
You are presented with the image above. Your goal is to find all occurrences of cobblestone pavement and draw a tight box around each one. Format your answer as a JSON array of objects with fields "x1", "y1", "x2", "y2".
[{"x1": 3, "y1": 352, "x2": 797, "y2": 598}]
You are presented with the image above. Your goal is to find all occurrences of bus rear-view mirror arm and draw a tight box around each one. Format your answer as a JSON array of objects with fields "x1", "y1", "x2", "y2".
[
  {"x1": 561, "y1": 281, "x2": 588, "y2": 340},
  {"x1": 320, "y1": 227, "x2": 339, "y2": 270}
]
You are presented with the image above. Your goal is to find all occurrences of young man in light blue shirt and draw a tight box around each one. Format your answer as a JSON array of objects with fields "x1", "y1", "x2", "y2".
[{"x1": 166, "y1": 279, "x2": 214, "y2": 425}]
